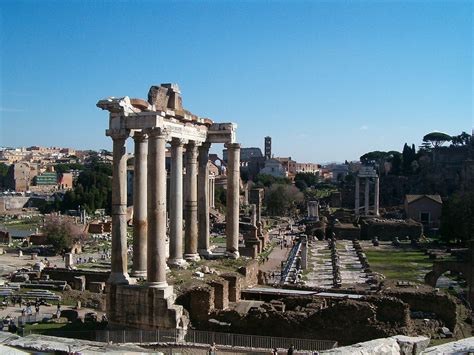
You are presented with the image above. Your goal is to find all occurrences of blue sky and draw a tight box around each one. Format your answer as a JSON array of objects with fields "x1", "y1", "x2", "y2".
[{"x1": 0, "y1": 0, "x2": 472, "y2": 163}]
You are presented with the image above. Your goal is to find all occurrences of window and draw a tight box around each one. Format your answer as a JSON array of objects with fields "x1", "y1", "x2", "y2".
[{"x1": 420, "y1": 212, "x2": 430, "y2": 225}]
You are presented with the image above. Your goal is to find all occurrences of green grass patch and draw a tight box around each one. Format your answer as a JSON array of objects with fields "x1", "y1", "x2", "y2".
[
  {"x1": 365, "y1": 249, "x2": 433, "y2": 283},
  {"x1": 259, "y1": 240, "x2": 276, "y2": 260},
  {"x1": 210, "y1": 236, "x2": 226, "y2": 245}
]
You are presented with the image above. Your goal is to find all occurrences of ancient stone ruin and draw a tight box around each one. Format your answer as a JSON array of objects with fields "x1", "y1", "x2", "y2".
[{"x1": 96, "y1": 84, "x2": 241, "y2": 330}]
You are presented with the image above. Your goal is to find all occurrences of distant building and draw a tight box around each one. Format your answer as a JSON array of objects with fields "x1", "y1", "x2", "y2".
[
  {"x1": 34, "y1": 172, "x2": 57, "y2": 186},
  {"x1": 222, "y1": 147, "x2": 263, "y2": 163},
  {"x1": 295, "y1": 162, "x2": 320, "y2": 175},
  {"x1": 325, "y1": 164, "x2": 350, "y2": 182},
  {"x1": 260, "y1": 159, "x2": 286, "y2": 178},
  {"x1": 264, "y1": 136, "x2": 272, "y2": 160},
  {"x1": 58, "y1": 172, "x2": 73, "y2": 189},
  {"x1": 5, "y1": 162, "x2": 38, "y2": 192},
  {"x1": 404, "y1": 194, "x2": 442, "y2": 228}
]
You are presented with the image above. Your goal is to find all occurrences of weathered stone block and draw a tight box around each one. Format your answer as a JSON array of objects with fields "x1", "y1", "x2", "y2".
[
  {"x1": 147, "y1": 86, "x2": 170, "y2": 110},
  {"x1": 321, "y1": 337, "x2": 400, "y2": 354},
  {"x1": 391, "y1": 335, "x2": 430, "y2": 355},
  {"x1": 73, "y1": 276, "x2": 86, "y2": 291},
  {"x1": 207, "y1": 278, "x2": 229, "y2": 310},
  {"x1": 220, "y1": 273, "x2": 241, "y2": 302},
  {"x1": 89, "y1": 281, "x2": 105, "y2": 293},
  {"x1": 107, "y1": 284, "x2": 187, "y2": 330}
]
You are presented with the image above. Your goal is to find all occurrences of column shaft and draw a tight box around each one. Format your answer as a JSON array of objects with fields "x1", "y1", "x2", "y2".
[
  {"x1": 109, "y1": 131, "x2": 130, "y2": 284},
  {"x1": 226, "y1": 143, "x2": 240, "y2": 258},
  {"x1": 184, "y1": 141, "x2": 199, "y2": 261},
  {"x1": 168, "y1": 138, "x2": 187, "y2": 268},
  {"x1": 198, "y1": 142, "x2": 211, "y2": 256},
  {"x1": 131, "y1": 132, "x2": 148, "y2": 277},
  {"x1": 374, "y1": 176, "x2": 380, "y2": 216},
  {"x1": 364, "y1": 178, "x2": 370, "y2": 215},
  {"x1": 147, "y1": 128, "x2": 168, "y2": 287},
  {"x1": 355, "y1": 177, "x2": 360, "y2": 216}
]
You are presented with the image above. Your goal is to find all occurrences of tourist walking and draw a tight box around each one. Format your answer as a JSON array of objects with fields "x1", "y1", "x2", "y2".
[
  {"x1": 208, "y1": 342, "x2": 217, "y2": 355},
  {"x1": 287, "y1": 344, "x2": 294, "y2": 355}
]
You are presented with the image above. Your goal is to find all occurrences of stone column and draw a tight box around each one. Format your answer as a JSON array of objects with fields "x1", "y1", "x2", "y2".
[
  {"x1": 198, "y1": 142, "x2": 211, "y2": 256},
  {"x1": 226, "y1": 143, "x2": 240, "y2": 258},
  {"x1": 168, "y1": 138, "x2": 187, "y2": 269},
  {"x1": 184, "y1": 141, "x2": 200, "y2": 261},
  {"x1": 108, "y1": 130, "x2": 131, "y2": 285},
  {"x1": 131, "y1": 132, "x2": 148, "y2": 278},
  {"x1": 209, "y1": 175, "x2": 215, "y2": 209},
  {"x1": 364, "y1": 178, "x2": 370, "y2": 215},
  {"x1": 355, "y1": 176, "x2": 360, "y2": 217},
  {"x1": 374, "y1": 176, "x2": 380, "y2": 216},
  {"x1": 147, "y1": 128, "x2": 168, "y2": 287}
]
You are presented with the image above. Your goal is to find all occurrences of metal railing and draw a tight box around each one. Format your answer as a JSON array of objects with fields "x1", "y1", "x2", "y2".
[
  {"x1": 280, "y1": 240, "x2": 301, "y2": 283},
  {"x1": 25, "y1": 328, "x2": 338, "y2": 351}
]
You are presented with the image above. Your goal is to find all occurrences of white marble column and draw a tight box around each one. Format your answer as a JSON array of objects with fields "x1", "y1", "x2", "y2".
[
  {"x1": 198, "y1": 142, "x2": 211, "y2": 256},
  {"x1": 168, "y1": 138, "x2": 187, "y2": 268},
  {"x1": 355, "y1": 176, "x2": 360, "y2": 217},
  {"x1": 147, "y1": 128, "x2": 168, "y2": 287},
  {"x1": 209, "y1": 175, "x2": 215, "y2": 209},
  {"x1": 131, "y1": 131, "x2": 148, "y2": 277},
  {"x1": 184, "y1": 141, "x2": 200, "y2": 261},
  {"x1": 364, "y1": 177, "x2": 370, "y2": 215},
  {"x1": 374, "y1": 176, "x2": 380, "y2": 216},
  {"x1": 225, "y1": 143, "x2": 240, "y2": 258},
  {"x1": 108, "y1": 129, "x2": 131, "y2": 285}
]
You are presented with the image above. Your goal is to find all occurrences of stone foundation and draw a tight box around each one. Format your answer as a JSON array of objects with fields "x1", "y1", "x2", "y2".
[{"x1": 107, "y1": 284, "x2": 188, "y2": 330}]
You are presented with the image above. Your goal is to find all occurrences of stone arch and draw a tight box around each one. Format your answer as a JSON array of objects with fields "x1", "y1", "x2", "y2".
[{"x1": 425, "y1": 260, "x2": 471, "y2": 288}]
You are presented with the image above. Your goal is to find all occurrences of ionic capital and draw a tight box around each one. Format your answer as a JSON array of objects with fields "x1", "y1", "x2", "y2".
[
  {"x1": 225, "y1": 142, "x2": 241, "y2": 150},
  {"x1": 146, "y1": 127, "x2": 170, "y2": 141},
  {"x1": 199, "y1": 142, "x2": 212, "y2": 151},
  {"x1": 132, "y1": 130, "x2": 148, "y2": 142},
  {"x1": 171, "y1": 137, "x2": 187, "y2": 147},
  {"x1": 106, "y1": 129, "x2": 130, "y2": 141}
]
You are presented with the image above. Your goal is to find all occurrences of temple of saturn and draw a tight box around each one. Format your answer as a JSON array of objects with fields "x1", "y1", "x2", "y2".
[
  {"x1": 96, "y1": 83, "x2": 241, "y2": 330},
  {"x1": 354, "y1": 166, "x2": 380, "y2": 216}
]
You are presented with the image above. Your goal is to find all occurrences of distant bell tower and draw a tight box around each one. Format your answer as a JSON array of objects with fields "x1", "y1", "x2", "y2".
[{"x1": 264, "y1": 136, "x2": 272, "y2": 160}]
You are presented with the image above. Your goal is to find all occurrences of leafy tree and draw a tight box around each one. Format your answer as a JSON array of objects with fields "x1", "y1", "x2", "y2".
[
  {"x1": 295, "y1": 179, "x2": 308, "y2": 191},
  {"x1": 360, "y1": 151, "x2": 389, "y2": 165},
  {"x1": 55, "y1": 163, "x2": 84, "y2": 174},
  {"x1": 402, "y1": 143, "x2": 417, "y2": 175},
  {"x1": 42, "y1": 215, "x2": 86, "y2": 254},
  {"x1": 294, "y1": 172, "x2": 319, "y2": 189},
  {"x1": 254, "y1": 174, "x2": 290, "y2": 188},
  {"x1": 451, "y1": 131, "x2": 471, "y2": 146},
  {"x1": 215, "y1": 186, "x2": 226, "y2": 210},
  {"x1": 440, "y1": 192, "x2": 474, "y2": 244},
  {"x1": 0, "y1": 163, "x2": 9, "y2": 177},
  {"x1": 265, "y1": 184, "x2": 303, "y2": 216},
  {"x1": 423, "y1": 132, "x2": 452, "y2": 148},
  {"x1": 387, "y1": 151, "x2": 402, "y2": 175}
]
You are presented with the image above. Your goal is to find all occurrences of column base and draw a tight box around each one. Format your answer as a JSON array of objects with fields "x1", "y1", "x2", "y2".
[
  {"x1": 130, "y1": 270, "x2": 147, "y2": 278},
  {"x1": 146, "y1": 281, "x2": 170, "y2": 292},
  {"x1": 198, "y1": 249, "x2": 212, "y2": 258},
  {"x1": 225, "y1": 250, "x2": 240, "y2": 259},
  {"x1": 167, "y1": 258, "x2": 188, "y2": 269},
  {"x1": 184, "y1": 253, "x2": 201, "y2": 262},
  {"x1": 108, "y1": 272, "x2": 132, "y2": 285}
]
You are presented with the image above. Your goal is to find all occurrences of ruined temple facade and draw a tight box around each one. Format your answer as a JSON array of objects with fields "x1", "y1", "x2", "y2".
[{"x1": 97, "y1": 84, "x2": 241, "y2": 330}]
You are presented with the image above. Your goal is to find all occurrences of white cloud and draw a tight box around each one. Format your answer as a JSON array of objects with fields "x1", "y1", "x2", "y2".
[{"x1": 360, "y1": 125, "x2": 369, "y2": 130}]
